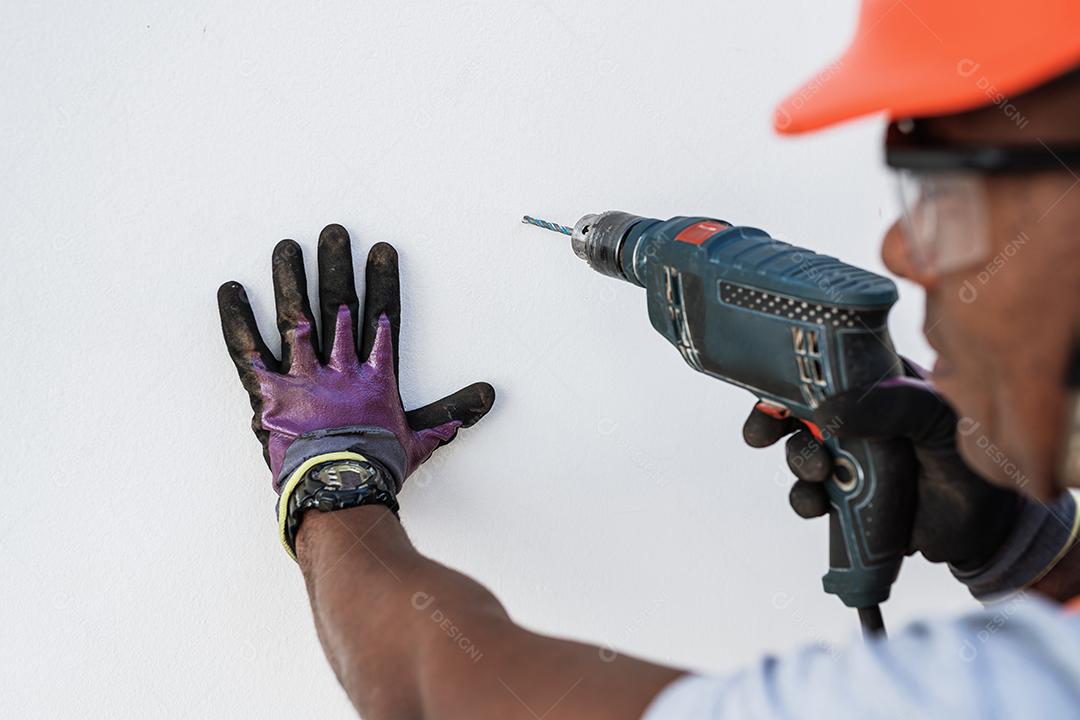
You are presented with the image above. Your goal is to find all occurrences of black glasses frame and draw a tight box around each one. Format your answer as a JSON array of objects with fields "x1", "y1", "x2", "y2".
[{"x1": 885, "y1": 121, "x2": 1080, "y2": 173}]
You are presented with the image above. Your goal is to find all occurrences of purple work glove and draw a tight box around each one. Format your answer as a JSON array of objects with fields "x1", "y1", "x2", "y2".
[{"x1": 218, "y1": 224, "x2": 495, "y2": 501}]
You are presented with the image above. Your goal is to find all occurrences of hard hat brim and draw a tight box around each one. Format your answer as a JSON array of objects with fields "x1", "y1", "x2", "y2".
[{"x1": 774, "y1": 5, "x2": 1080, "y2": 135}]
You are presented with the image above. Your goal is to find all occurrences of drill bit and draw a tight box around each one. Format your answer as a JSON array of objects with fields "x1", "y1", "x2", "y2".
[{"x1": 522, "y1": 215, "x2": 573, "y2": 236}]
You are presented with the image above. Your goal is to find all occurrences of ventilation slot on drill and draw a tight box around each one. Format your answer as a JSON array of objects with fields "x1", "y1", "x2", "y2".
[
  {"x1": 663, "y1": 266, "x2": 703, "y2": 372},
  {"x1": 793, "y1": 327, "x2": 827, "y2": 408}
]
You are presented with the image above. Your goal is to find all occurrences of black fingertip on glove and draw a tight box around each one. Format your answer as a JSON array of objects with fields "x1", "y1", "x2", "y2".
[
  {"x1": 407, "y1": 381, "x2": 496, "y2": 431},
  {"x1": 784, "y1": 430, "x2": 832, "y2": 483},
  {"x1": 789, "y1": 479, "x2": 830, "y2": 519},
  {"x1": 741, "y1": 406, "x2": 800, "y2": 448}
]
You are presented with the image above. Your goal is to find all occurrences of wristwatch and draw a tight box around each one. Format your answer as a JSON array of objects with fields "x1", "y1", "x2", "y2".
[{"x1": 279, "y1": 456, "x2": 400, "y2": 558}]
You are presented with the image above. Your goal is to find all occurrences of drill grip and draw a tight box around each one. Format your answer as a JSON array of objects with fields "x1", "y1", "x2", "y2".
[
  {"x1": 811, "y1": 319, "x2": 916, "y2": 608},
  {"x1": 763, "y1": 328, "x2": 916, "y2": 608},
  {"x1": 820, "y1": 434, "x2": 915, "y2": 607}
]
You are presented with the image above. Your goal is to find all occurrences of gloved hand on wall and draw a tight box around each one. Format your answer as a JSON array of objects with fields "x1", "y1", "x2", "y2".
[
  {"x1": 742, "y1": 359, "x2": 1075, "y2": 598},
  {"x1": 218, "y1": 224, "x2": 495, "y2": 557}
]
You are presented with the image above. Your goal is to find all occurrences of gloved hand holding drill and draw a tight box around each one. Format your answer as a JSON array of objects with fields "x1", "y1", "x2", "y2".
[
  {"x1": 743, "y1": 359, "x2": 1074, "y2": 599},
  {"x1": 218, "y1": 224, "x2": 494, "y2": 558}
]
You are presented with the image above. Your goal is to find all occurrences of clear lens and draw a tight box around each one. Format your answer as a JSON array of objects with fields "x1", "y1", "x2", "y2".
[{"x1": 895, "y1": 170, "x2": 992, "y2": 276}]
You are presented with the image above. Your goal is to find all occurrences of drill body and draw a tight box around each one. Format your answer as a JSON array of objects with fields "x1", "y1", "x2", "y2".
[{"x1": 565, "y1": 211, "x2": 916, "y2": 611}]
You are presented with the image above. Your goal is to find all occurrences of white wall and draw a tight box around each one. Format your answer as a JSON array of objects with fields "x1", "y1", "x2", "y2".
[{"x1": 1, "y1": 1, "x2": 975, "y2": 717}]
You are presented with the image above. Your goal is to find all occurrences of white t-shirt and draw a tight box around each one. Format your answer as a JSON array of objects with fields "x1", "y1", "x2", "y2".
[{"x1": 643, "y1": 595, "x2": 1080, "y2": 720}]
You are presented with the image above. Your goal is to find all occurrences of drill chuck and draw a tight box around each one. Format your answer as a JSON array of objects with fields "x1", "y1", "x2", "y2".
[{"x1": 569, "y1": 211, "x2": 645, "y2": 283}]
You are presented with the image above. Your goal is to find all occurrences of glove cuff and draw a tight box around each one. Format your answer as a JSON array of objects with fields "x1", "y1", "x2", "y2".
[
  {"x1": 951, "y1": 490, "x2": 1080, "y2": 601},
  {"x1": 274, "y1": 425, "x2": 409, "y2": 494}
]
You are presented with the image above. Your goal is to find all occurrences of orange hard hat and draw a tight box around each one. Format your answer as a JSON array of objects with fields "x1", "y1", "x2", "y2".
[{"x1": 774, "y1": 0, "x2": 1080, "y2": 134}]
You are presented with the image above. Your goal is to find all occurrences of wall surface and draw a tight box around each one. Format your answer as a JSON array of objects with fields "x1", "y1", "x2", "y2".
[{"x1": 1, "y1": 1, "x2": 976, "y2": 717}]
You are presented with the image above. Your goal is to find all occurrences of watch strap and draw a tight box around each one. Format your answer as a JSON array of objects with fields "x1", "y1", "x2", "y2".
[{"x1": 276, "y1": 451, "x2": 398, "y2": 562}]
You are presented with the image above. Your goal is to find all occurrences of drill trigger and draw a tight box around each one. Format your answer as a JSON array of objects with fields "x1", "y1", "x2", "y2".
[{"x1": 755, "y1": 400, "x2": 825, "y2": 441}]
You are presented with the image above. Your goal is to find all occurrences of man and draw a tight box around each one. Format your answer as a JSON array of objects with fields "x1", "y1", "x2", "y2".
[{"x1": 217, "y1": 1, "x2": 1080, "y2": 717}]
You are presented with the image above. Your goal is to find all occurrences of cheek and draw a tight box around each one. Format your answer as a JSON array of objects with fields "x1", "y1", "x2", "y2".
[{"x1": 933, "y1": 273, "x2": 1008, "y2": 359}]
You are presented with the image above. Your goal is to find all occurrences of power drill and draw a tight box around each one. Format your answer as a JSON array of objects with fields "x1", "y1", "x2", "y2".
[{"x1": 524, "y1": 211, "x2": 916, "y2": 635}]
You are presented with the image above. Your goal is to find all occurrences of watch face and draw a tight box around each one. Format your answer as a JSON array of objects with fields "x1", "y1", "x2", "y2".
[{"x1": 310, "y1": 460, "x2": 377, "y2": 490}]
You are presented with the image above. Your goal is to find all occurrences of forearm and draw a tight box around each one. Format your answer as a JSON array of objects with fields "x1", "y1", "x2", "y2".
[
  {"x1": 296, "y1": 506, "x2": 681, "y2": 720},
  {"x1": 297, "y1": 505, "x2": 447, "y2": 717}
]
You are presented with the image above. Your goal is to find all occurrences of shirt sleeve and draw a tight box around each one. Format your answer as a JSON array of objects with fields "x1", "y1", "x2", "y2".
[{"x1": 641, "y1": 596, "x2": 1080, "y2": 720}]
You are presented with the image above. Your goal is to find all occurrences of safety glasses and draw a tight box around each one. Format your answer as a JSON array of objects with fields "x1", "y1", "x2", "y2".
[{"x1": 885, "y1": 120, "x2": 1080, "y2": 276}]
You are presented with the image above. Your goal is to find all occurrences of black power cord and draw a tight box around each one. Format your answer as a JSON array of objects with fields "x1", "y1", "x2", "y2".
[{"x1": 858, "y1": 605, "x2": 886, "y2": 638}]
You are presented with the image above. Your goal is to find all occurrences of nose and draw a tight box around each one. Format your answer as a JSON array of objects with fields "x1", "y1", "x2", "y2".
[{"x1": 881, "y1": 219, "x2": 938, "y2": 290}]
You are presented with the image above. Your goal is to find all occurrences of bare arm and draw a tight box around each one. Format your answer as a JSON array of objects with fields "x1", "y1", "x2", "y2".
[{"x1": 297, "y1": 505, "x2": 683, "y2": 720}]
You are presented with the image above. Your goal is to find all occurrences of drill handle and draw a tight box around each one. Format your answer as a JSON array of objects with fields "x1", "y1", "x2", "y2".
[
  {"x1": 820, "y1": 433, "x2": 916, "y2": 608},
  {"x1": 808, "y1": 313, "x2": 917, "y2": 609}
]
